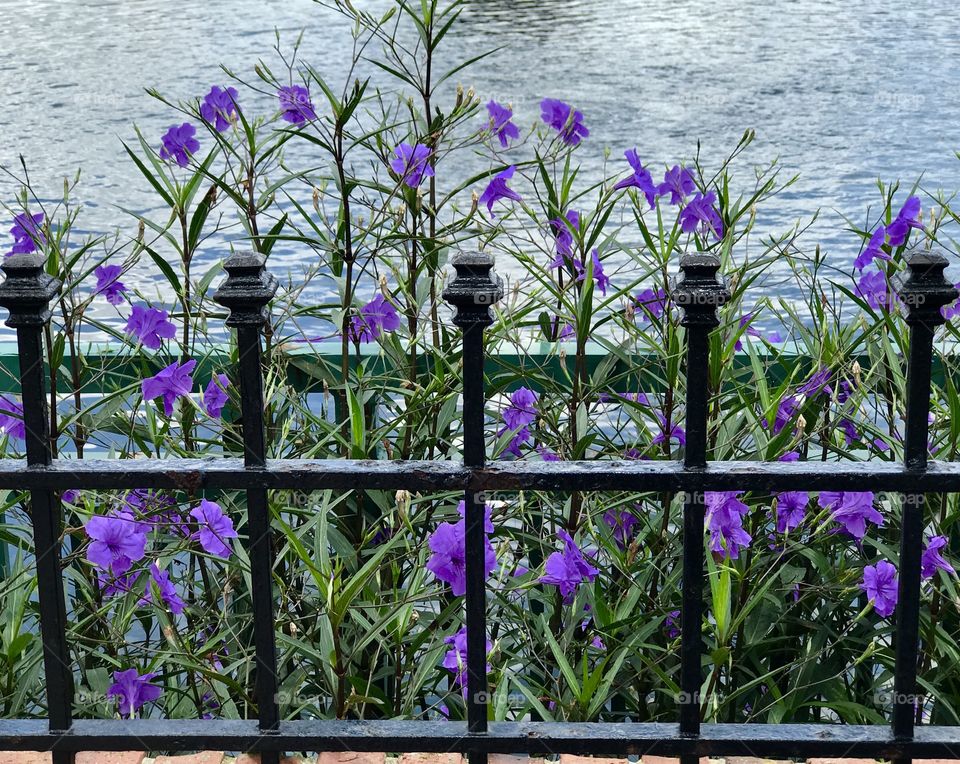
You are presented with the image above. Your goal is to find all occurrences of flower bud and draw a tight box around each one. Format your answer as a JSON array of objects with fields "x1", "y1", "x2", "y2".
[
  {"x1": 797, "y1": 414, "x2": 807, "y2": 433},
  {"x1": 852, "y1": 360, "x2": 862, "y2": 387},
  {"x1": 470, "y1": 191, "x2": 479, "y2": 216},
  {"x1": 396, "y1": 489, "x2": 411, "y2": 522},
  {"x1": 313, "y1": 186, "x2": 321, "y2": 213}
]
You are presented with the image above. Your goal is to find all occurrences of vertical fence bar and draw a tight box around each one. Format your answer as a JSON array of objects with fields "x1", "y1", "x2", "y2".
[
  {"x1": 890, "y1": 253, "x2": 957, "y2": 763},
  {"x1": 444, "y1": 253, "x2": 503, "y2": 764},
  {"x1": 214, "y1": 253, "x2": 280, "y2": 764},
  {"x1": 671, "y1": 254, "x2": 729, "y2": 759},
  {"x1": 0, "y1": 255, "x2": 74, "y2": 764}
]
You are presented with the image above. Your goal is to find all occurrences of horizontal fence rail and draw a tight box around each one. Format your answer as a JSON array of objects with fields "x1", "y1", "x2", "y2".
[{"x1": 0, "y1": 248, "x2": 957, "y2": 764}]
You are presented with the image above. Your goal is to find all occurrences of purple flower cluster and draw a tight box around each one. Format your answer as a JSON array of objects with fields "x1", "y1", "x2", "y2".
[
  {"x1": 107, "y1": 668, "x2": 162, "y2": 717},
  {"x1": 603, "y1": 508, "x2": 640, "y2": 548},
  {"x1": 390, "y1": 143, "x2": 435, "y2": 188},
  {"x1": 190, "y1": 499, "x2": 237, "y2": 558},
  {"x1": 818, "y1": 491, "x2": 882, "y2": 540},
  {"x1": 142, "y1": 360, "x2": 195, "y2": 416},
  {"x1": 200, "y1": 85, "x2": 239, "y2": 132},
  {"x1": 855, "y1": 197, "x2": 923, "y2": 271},
  {"x1": 861, "y1": 560, "x2": 898, "y2": 618},
  {"x1": 706, "y1": 491, "x2": 751, "y2": 560},
  {"x1": 203, "y1": 373, "x2": 230, "y2": 418},
  {"x1": 498, "y1": 386, "x2": 538, "y2": 456},
  {"x1": 86, "y1": 510, "x2": 148, "y2": 576},
  {"x1": 426, "y1": 501, "x2": 496, "y2": 596},
  {"x1": 7, "y1": 212, "x2": 45, "y2": 255},
  {"x1": 540, "y1": 98, "x2": 589, "y2": 146},
  {"x1": 442, "y1": 626, "x2": 492, "y2": 690},
  {"x1": 278, "y1": 85, "x2": 317, "y2": 124},
  {"x1": 679, "y1": 191, "x2": 724, "y2": 239},
  {"x1": 0, "y1": 395, "x2": 25, "y2": 440},
  {"x1": 486, "y1": 101, "x2": 520, "y2": 147},
  {"x1": 479, "y1": 166, "x2": 522, "y2": 216},
  {"x1": 774, "y1": 491, "x2": 809, "y2": 533},
  {"x1": 95, "y1": 264, "x2": 127, "y2": 305},
  {"x1": 159, "y1": 123, "x2": 200, "y2": 168},
  {"x1": 540, "y1": 528, "x2": 599, "y2": 599},
  {"x1": 922, "y1": 536, "x2": 955, "y2": 580},
  {"x1": 634, "y1": 287, "x2": 667, "y2": 321},
  {"x1": 125, "y1": 305, "x2": 176, "y2": 349}
]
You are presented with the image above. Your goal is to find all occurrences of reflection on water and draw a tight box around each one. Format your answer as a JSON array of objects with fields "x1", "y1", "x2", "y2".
[{"x1": 1, "y1": 0, "x2": 959, "y2": 328}]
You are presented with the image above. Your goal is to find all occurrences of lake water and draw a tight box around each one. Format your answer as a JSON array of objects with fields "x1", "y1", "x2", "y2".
[{"x1": 2, "y1": 0, "x2": 959, "y2": 331}]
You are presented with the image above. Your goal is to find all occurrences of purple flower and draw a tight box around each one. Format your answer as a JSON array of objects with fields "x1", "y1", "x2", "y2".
[
  {"x1": 706, "y1": 491, "x2": 751, "y2": 559},
  {"x1": 922, "y1": 536, "x2": 954, "y2": 580},
  {"x1": 885, "y1": 196, "x2": 923, "y2": 247},
  {"x1": 651, "y1": 413, "x2": 686, "y2": 448},
  {"x1": 502, "y1": 387, "x2": 538, "y2": 430},
  {"x1": 94, "y1": 264, "x2": 127, "y2": 305},
  {"x1": 574, "y1": 249, "x2": 610, "y2": 295},
  {"x1": 603, "y1": 508, "x2": 640, "y2": 548},
  {"x1": 679, "y1": 190, "x2": 724, "y2": 239},
  {"x1": 8, "y1": 212, "x2": 45, "y2": 255},
  {"x1": 426, "y1": 503, "x2": 496, "y2": 596},
  {"x1": 665, "y1": 610, "x2": 680, "y2": 639},
  {"x1": 549, "y1": 210, "x2": 580, "y2": 263},
  {"x1": 145, "y1": 564, "x2": 186, "y2": 615},
  {"x1": 349, "y1": 293, "x2": 401, "y2": 343},
  {"x1": 861, "y1": 560, "x2": 898, "y2": 618},
  {"x1": 159, "y1": 123, "x2": 200, "y2": 168},
  {"x1": 550, "y1": 316, "x2": 575, "y2": 341},
  {"x1": 62, "y1": 489, "x2": 80, "y2": 504},
  {"x1": 774, "y1": 491, "x2": 808, "y2": 533},
  {"x1": 107, "y1": 669, "x2": 162, "y2": 718},
  {"x1": 857, "y1": 270, "x2": 892, "y2": 311},
  {"x1": 189, "y1": 499, "x2": 237, "y2": 559},
  {"x1": 479, "y1": 166, "x2": 522, "y2": 216},
  {"x1": 277, "y1": 85, "x2": 317, "y2": 124},
  {"x1": 540, "y1": 98, "x2": 589, "y2": 146},
  {"x1": 390, "y1": 143, "x2": 434, "y2": 188},
  {"x1": 125, "y1": 305, "x2": 176, "y2": 349},
  {"x1": 0, "y1": 395, "x2": 25, "y2": 440},
  {"x1": 819, "y1": 491, "x2": 882, "y2": 540},
  {"x1": 142, "y1": 360, "x2": 195, "y2": 417},
  {"x1": 613, "y1": 149, "x2": 657, "y2": 208},
  {"x1": 635, "y1": 287, "x2": 667, "y2": 320},
  {"x1": 767, "y1": 395, "x2": 799, "y2": 434},
  {"x1": 798, "y1": 366, "x2": 832, "y2": 397},
  {"x1": 942, "y1": 284, "x2": 960, "y2": 320},
  {"x1": 779, "y1": 450, "x2": 800, "y2": 462},
  {"x1": 86, "y1": 510, "x2": 148, "y2": 576},
  {"x1": 98, "y1": 568, "x2": 142, "y2": 598},
  {"x1": 540, "y1": 528, "x2": 599, "y2": 599},
  {"x1": 854, "y1": 228, "x2": 888, "y2": 271},
  {"x1": 735, "y1": 313, "x2": 763, "y2": 351},
  {"x1": 486, "y1": 100, "x2": 520, "y2": 147},
  {"x1": 504, "y1": 425, "x2": 532, "y2": 457},
  {"x1": 203, "y1": 373, "x2": 230, "y2": 418},
  {"x1": 838, "y1": 418, "x2": 858, "y2": 447},
  {"x1": 442, "y1": 626, "x2": 492, "y2": 690},
  {"x1": 658, "y1": 165, "x2": 696, "y2": 206},
  {"x1": 200, "y1": 85, "x2": 239, "y2": 132}
]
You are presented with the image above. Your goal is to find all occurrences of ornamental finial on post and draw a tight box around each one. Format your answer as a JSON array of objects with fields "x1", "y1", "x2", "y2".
[
  {"x1": 671, "y1": 253, "x2": 730, "y2": 328},
  {"x1": 0, "y1": 254, "x2": 61, "y2": 327},
  {"x1": 892, "y1": 250, "x2": 958, "y2": 327},
  {"x1": 442, "y1": 252, "x2": 503, "y2": 328},
  {"x1": 213, "y1": 251, "x2": 278, "y2": 328}
]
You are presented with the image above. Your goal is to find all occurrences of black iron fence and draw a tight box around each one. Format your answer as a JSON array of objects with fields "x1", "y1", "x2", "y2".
[{"x1": 0, "y1": 248, "x2": 959, "y2": 764}]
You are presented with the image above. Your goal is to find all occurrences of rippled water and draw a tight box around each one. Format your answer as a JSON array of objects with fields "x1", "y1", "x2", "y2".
[{"x1": 2, "y1": 0, "x2": 959, "y2": 325}]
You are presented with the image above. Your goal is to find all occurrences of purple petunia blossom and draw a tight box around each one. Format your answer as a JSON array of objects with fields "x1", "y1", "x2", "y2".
[
  {"x1": 819, "y1": 491, "x2": 882, "y2": 540},
  {"x1": 540, "y1": 98, "x2": 589, "y2": 146},
  {"x1": 603, "y1": 508, "x2": 640, "y2": 548},
  {"x1": 86, "y1": 510, "x2": 148, "y2": 576},
  {"x1": 613, "y1": 149, "x2": 657, "y2": 208},
  {"x1": 922, "y1": 536, "x2": 954, "y2": 580},
  {"x1": 854, "y1": 228, "x2": 888, "y2": 271},
  {"x1": 942, "y1": 283, "x2": 960, "y2": 320},
  {"x1": 348, "y1": 293, "x2": 402, "y2": 343},
  {"x1": 861, "y1": 560, "x2": 898, "y2": 618},
  {"x1": 798, "y1": 366, "x2": 833, "y2": 398},
  {"x1": 652, "y1": 412, "x2": 686, "y2": 448},
  {"x1": 658, "y1": 165, "x2": 697, "y2": 206},
  {"x1": 203, "y1": 373, "x2": 230, "y2": 418},
  {"x1": 549, "y1": 210, "x2": 580, "y2": 264},
  {"x1": 679, "y1": 190, "x2": 724, "y2": 239},
  {"x1": 145, "y1": 563, "x2": 186, "y2": 615},
  {"x1": 8, "y1": 212, "x2": 45, "y2": 255},
  {"x1": 502, "y1": 387, "x2": 538, "y2": 430},
  {"x1": 125, "y1": 305, "x2": 176, "y2": 350},
  {"x1": 774, "y1": 491, "x2": 808, "y2": 533},
  {"x1": 426, "y1": 502, "x2": 496, "y2": 596},
  {"x1": 94, "y1": 264, "x2": 127, "y2": 305},
  {"x1": 190, "y1": 499, "x2": 237, "y2": 559},
  {"x1": 142, "y1": 360, "x2": 196, "y2": 417},
  {"x1": 277, "y1": 85, "x2": 317, "y2": 124},
  {"x1": 200, "y1": 85, "x2": 239, "y2": 132},
  {"x1": 159, "y1": 123, "x2": 200, "y2": 168},
  {"x1": 0, "y1": 395, "x2": 25, "y2": 440},
  {"x1": 62, "y1": 489, "x2": 80, "y2": 504},
  {"x1": 665, "y1": 610, "x2": 680, "y2": 639},
  {"x1": 442, "y1": 626, "x2": 492, "y2": 691},
  {"x1": 540, "y1": 528, "x2": 599, "y2": 599},
  {"x1": 635, "y1": 287, "x2": 667, "y2": 320},
  {"x1": 885, "y1": 196, "x2": 923, "y2": 247},
  {"x1": 706, "y1": 491, "x2": 752, "y2": 559},
  {"x1": 838, "y1": 418, "x2": 858, "y2": 447},
  {"x1": 735, "y1": 313, "x2": 763, "y2": 351},
  {"x1": 479, "y1": 166, "x2": 522, "y2": 216},
  {"x1": 486, "y1": 100, "x2": 520, "y2": 147},
  {"x1": 108, "y1": 668, "x2": 162, "y2": 718},
  {"x1": 390, "y1": 143, "x2": 434, "y2": 188},
  {"x1": 574, "y1": 249, "x2": 610, "y2": 295},
  {"x1": 857, "y1": 270, "x2": 892, "y2": 311},
  {"x1": 767, "y1": 395, "x2": 799, "y2": 435},
  {"x1": 98, "y1": 568, "x2": 142, "y2": 598}
]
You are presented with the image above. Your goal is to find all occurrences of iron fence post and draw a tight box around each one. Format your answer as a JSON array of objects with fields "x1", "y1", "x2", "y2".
[
  {"x1": 214, "y1": 252, "x2": 281, "y2": 764},
  {"x1": 0, "y1": 254, "x2": 73, "y2": 764},
  {"x1": 443, "y1": 252, "x2": 503, "y2": 764},
  {"x1": 671, "y1": 254, "x2": 729, "y2": 761},
  {"x1": 890, "y1": 252, "x2": 957, "y2": 763}
]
